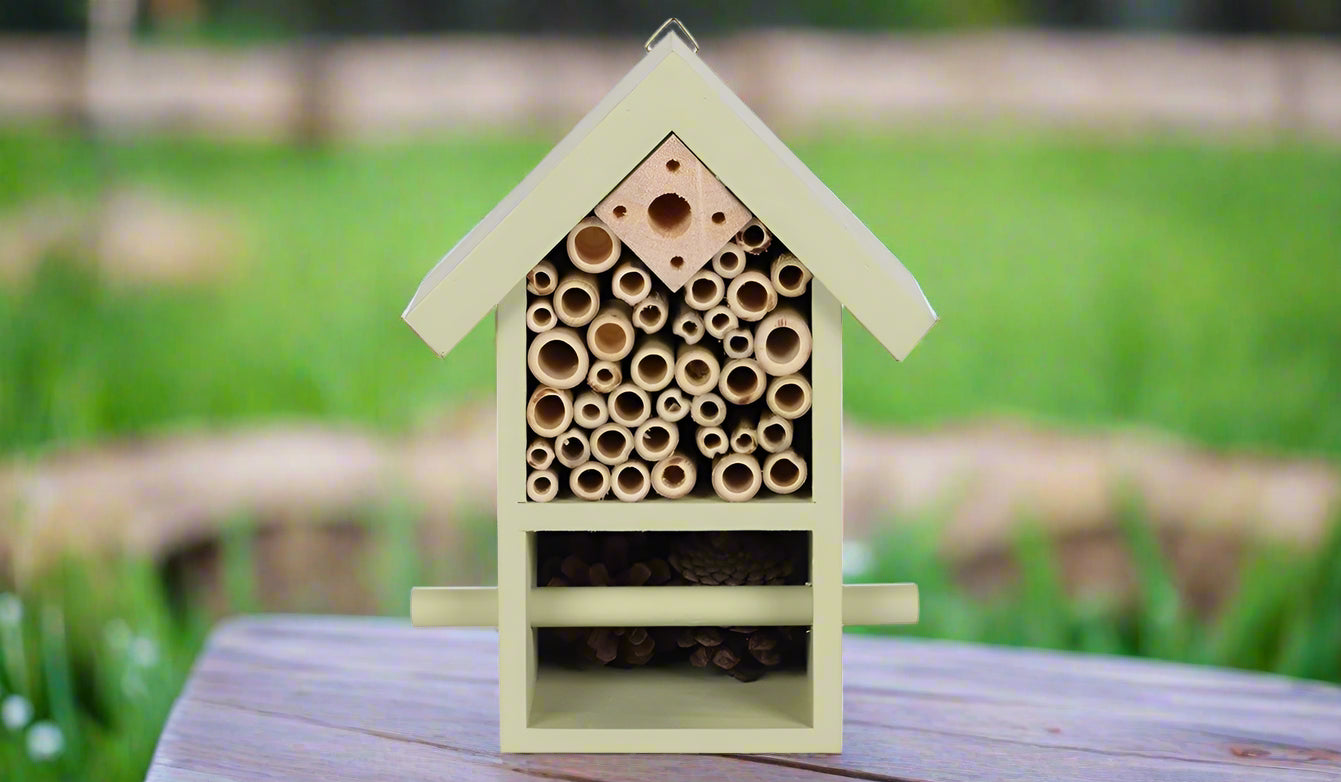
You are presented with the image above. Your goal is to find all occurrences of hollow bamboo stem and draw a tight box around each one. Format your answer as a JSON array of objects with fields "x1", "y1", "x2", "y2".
[
  {"x1": 569, "y1": 461, "x2": 611, "y2": 501},
  {"x1": 726, "y1": 270, "x2": 778, "y2": 323},
  {"x1": 526, "y1": 386, "x2": 573, "y2": 438},
  {"x1": 712, "y1": 452, "x2": 763, "y2": 501},
  {"x1": 753, "y1": 306, "x2": 813, "y2": 376},
  {"x1": 527, "y1": 469, "x2": 560, "y2": 502},
  {"x1": 526, "y1": 327, "x2": 589, "y2": 390},
  {"x1": 554, "y1": 270, "x2": 600, "y2": 327},
  {"x1": 566, "y1": 216, "x2": 622, "y2": 273},
  {"x1": 612, "y1": 259, "x2": 652, "y2": 306},
  {"x1": 683, "y1": 268, "x2": 725, "y2": 311},
  {"x1": 607, "y1": 383, "x2": 651, "y2": 427},
  {"x1": 651, "y1": 452, "x2": 697, "y2": 499},
  {"x1": 736, "y1": 218, "x2": 772, "y2": 254},
  {"x1": 730, "y1": 418, "x2": 758, "y2": 455},
  {"x1": 590, "y1": 423, "x2": 635, "y2": 466},
  {"x1": 526, "y1": 438, "x2": 555, "y2": 470},
  {"x1": 765, "y1": 374, "x2": 813, "y2": 419},
  {"x1": 656, "y1": 386, "x2": 689, "y2": 423},
  {"x1": 722, "y1": 327, "x2": 753, "y2": 359},
  {"x1": 689, "y1": 391, "x2": 726, "y2": 427},
  {"x1": 696, "y1": 425, "x2": 728, "y2": 458},
  {"x1": 555, "y1": 427, "x2": 591, "y2": 469},
  {"x1": 629, "y1": 335, "x2": 675, "y2": 392},
  {"x1": 525, "y1": 297, "x2": 557, "y2": 333},
  {"x1": 703, "y1": 304, "x2": 738, "y2": 339},
  {"x1": 770, "y1": 252, "x2": 812, "y2": 297},
  {"x1": 757, "y1": 411, "x2": 793, "y2": 454},
  {"x1": 711, "y1": 242, "x2": 747, "y2": 279},
  {"x1": 674, "y1": 343, "x2": 721, "y2": 397},
  {"x1": 632, "y1": 290, "x2": 668, "y2": 334},
  {"x1": 610, "y1": 460, "x2": 651, "y2": 503},
  {"x1": 572, "y1": 391, "x2": 608, "y2": 429},
  {"x1": 586, "y1": 301, "x2": 635, "y2": 361},
  {"x1": 718, "y1": 358, "x2": 767, "y2": 405},
  {"x1": 671, "y1": 306, "x2": 704, "y2": 346},
  {"x1": 526, "y1": 258, "x2": 557, "y2": 295},
  {"x1": 634, "y1": 417, "x2": 679, "y2": 462},
  {"x1": 763, "y1": 450, "x2": 808, "y2": 495},
  {"x1": 587, "y1": 360, "x2": 621, "y2": 394}
]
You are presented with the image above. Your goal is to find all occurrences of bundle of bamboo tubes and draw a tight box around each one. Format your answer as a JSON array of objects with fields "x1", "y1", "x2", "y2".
[{"x1": 525, "y1": 213, "x2": 812, "y2": 502}]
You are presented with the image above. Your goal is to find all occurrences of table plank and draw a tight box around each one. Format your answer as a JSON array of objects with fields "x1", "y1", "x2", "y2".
[{"x1": 147, "y1": 616, "x2": 1341, "y2": 782}]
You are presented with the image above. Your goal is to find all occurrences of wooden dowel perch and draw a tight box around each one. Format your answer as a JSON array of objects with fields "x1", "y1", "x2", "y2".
[
  {"x1": 612, "y1": 259, "x2": 651, "y2": 306},
  {"x1": 526, "y1": 438, "x2": 555, "y2": 470},
  {"x1": 674, "y1": 343, "x2": 720, "y2": 396},
  {"x1": 703, "y1": 305, "x2": 738, "y2": 339},
  {"x1": 590, "y1": 423, "x2": 635, "y2": 465},
  {"x1": 726, "y1": 270, "x2": 777, "y2": 323},
  {"x1": 711, "y1": 242, "x2": 747, "y2": 279},
  {"x1": 770, "y1": 252, "x2": 811, "y2": 297},
  {"x1": 586, "y1": 301, "x2": 634, "y2": 361},
  {"x1": 526, "y1": 469, "x2": 559, "y2": 502},
  {"x1": 633, "y1": 290, "x2": 668, "y2": 333},
  {"x1": 696, "y1": 425, "x2": 728, "y2": 458},
  {"x1": 527, "y1": 327, "x2": 589, "y2": 389},
  {"x1": 634, "y1": 417, "x2": 679, "y2": 462},
  {"x1": 526, "y1": 386, "x2": 573, "y2": 438},
  {"x1": 719, "y1": 358, "x2": 767, "y2": 405},
  {"x1": 630, "y1": 336, "x2": 675, "y2": 392},
  {"x1": 722, "y1": 327, "x2": 753, "y2": 359},
  {"x1": 683, "y1": 268, "x2": 724, "y2": 311},
  {"x1": 689, "y1": 392, "x2": 726, "y2": 426},
  {"x1": 569, "y1": 461, "x2": 611, "y2": 501},
  {"x1": 765, "y1": 374, "x2": 812, "y2": 419},
  {"x1": 651, "y1": 452, "x2": 697, "y2": 499},
  {"x1": 525, "y1": 297, "x2": 556, "y2": 333},
  {"x1": 754, "y1": 306, "x2": 812, "y2": 375},
  {"x1": 587, "y1": 360, "x2": 621, "y2": 394},
  {"x1": 736, "y1": 218, "x2": 772, "y2": 254},
  {"x1": 610, "y1": 460, "x2": 651, "y2": 503},
  {"x1": 712, "y1": 452, "x2": 763, "y2": 501},
  {"x1": 607, "y1": 383, "x2": 651, "y2": 428},
  {"x1": 671, "y1": 306, "x2": 704, "y2": 345},
  {"x1": 526, "y1": 258, "x2": 557, "y2": 295},
  {"x1": 554, "y1": 271, "x2": 600, "y2": 327},
  {"x1": 757, "y1": 411, "x2": 793, "y2": 454},
  {"x1": 762, "y1": 450, "x2": 808, "y2": 495},
  {"x1": 566, "y1": 216, "x2": 622, "y2": 273},
  {"x1": 555, "y1": 427, "x2": 591, "y2": 469},
  {"x1": 656, "y1": 387, "x2": 689, "y2": 422}
]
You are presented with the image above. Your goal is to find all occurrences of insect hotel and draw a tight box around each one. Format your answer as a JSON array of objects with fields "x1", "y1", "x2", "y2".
[{"x1": 404, "y1": 21, "x2": 937, "y2": 754}]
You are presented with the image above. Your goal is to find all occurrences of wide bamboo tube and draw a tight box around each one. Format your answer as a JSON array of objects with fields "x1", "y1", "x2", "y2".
[
  {"x1": 612, "y1": 259, "x2": 652, "y2": 305},
  {"x1": 572, "y1": 391, "x2": 608, "y2": 429},
  {"x1": 718, "y1": 358, "x2": 767, "y2": 405},
  {"x1": 736, "y1": 218, "x2": 772, "y2": 254},
  {"x1": 671, "y1": 306, "x2": 704, "y2": 345},
  {"x1": 634, "y1": 417, "x2": 679, "y2": 462},
  {"x1": 607, "y1": 383, "x2": 651, "y2": 428},
  {"x1": 689, "y1": 392, "x2": 726, "y2": 427},
  {"x1": 526, "y1": 438, "x2": 555, "y2": 470},
  {"x1": 629, "y1": 336, "x2": 675, "y2": 392},
  {"x1": 526, "y1": 469, "x2": 560, "y2": 502},
  {"x1": 754, "y1": 306, "x2": 812, "y2": 376},
  {"x1": 590, "y1": 423, "x2": 635, "y2": 465},
  {"x1": 527, "y1": 327, "x2": 589, "y2": 390},
  {"x1": 656, "y1": 387, "x2": 689, "y2": 423},
  {"x1": 726, "y1": 270, "x2": 777, "y2": 323},
  {"x1": 586, "y1": 301, "x2": 635, "y2": 361},
  {"x1": 757, "y1": 411, "x2": 793, "y2": 454},
  {"x1": 763, "y1": 450, "x2": 808, "y2": 495},
  {"x1": 712, "y1": 453, "x2": 762, "y2": 501},
  {"x1": 765, "y1": 374, "x2": 813, "y2": 419},
  {"x1": 526, "y1": 258, "x2": 557, "y2": 295},
  {"x1": 651, "y1": 452, "x2": 697, "y2": 499},
  {"x1": 569, "y1": 461, "x2": 611, "y2": 501},
  {"x1": 566, "y1": 216, "x2": 621, "y2": 273},
  {"x1": 674, "y1": 343, "x2": 720, "y2": 396},
  {"x1": 555, "y1": 427, "x2": 591, "y2": 469},
  {"x1": 696, "y1": 425, "x2": 729, "y2": 458},
  {"x1": 683, "y1": 268, "x2": 725, "y2": 311},
  {"x1": 611, "y1": 460, "x2": 651, "y2": 503},
  {"x1": 730, "y1": 418, "x2": 758, "y2": 455},
  {"x1": 633, "y1": 290, "x2": 668, "y2": 333},
  {"x1": 554, "y1": 271, "x2": 600, "y2": 327},
  {"x1": 711, "y1": 242, "x2": 747, "y2": 279},
  {"x1": 526, "y1": 386, "x2": 573, "y2": 438},
  {"x1": 587, "y1": 360, "x2": 621, "y2": 394},
  {"x1": 770, "y1": 252, "x2": 812, "y2": 297},
  {"x1": 703, "y1": 304, "x2": 738, "y2": 339},
  {"x1": 722, "y1": 327, "x2": 753, "y2": 359},
  {"x1": 525, "y1": 297, "x2": 557, "y2": 333}
]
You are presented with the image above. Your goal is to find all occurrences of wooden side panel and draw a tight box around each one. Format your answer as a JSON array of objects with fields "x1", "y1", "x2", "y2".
[{"x1": 496, "y1": 282, "x2": 531, "y2": 751}]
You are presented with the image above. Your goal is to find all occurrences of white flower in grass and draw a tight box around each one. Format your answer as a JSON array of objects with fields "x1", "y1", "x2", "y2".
[
  {"x1": 0, "y1": 593, "x2": 21, "y2": 627},
  {"x1": 26, "y1": 720, "x2": 64, "y2": 761},
  {"x1": 131, "y1": 636, "x2": 160, "y2": 668},
  {"x1": 2, "y1": 694, "x2": 33, "y2": 731}
]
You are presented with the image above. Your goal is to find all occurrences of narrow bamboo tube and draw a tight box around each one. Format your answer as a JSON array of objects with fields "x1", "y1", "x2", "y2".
[
  {"x1": 718, "y1": 358, "x2": 767, "y2": 405},
  {"x1": 763, "y1": 450, "x2": 808, "y2": 495},
  {"x1": 757, "y1": 411, "x2": 793, "y2": 454},
  {"x1": 572, "y1": 391, "x2": 608, "y2": 429},
  {"x1": 703, "y1": 304, "x2": 738, "y2": 339},
  {"x1": 566, "y1": 216, "x2": 621, "y2": 273},
  {"x1": 629, "y1": 336, "x2": 675, "y2": 392},
  {"x1": 607, "y1": 383, "x2": 651, "y2": 428},
  {"x1": 611, "y1": 460, "x2": 651, "y2": 503},
  {"x1": 525, "y1": 297, "x2": 557, "y2": 333},
  {"x1": 722, "y1": 327, "x2": 753, "y2": 359},
  {"x1": 683, "y1": 268, "x2": 725, "y2": 311},
  {"x1": 587, "y1": 360, "x2": 621, "y2": 394},
  {"x1": 689, "y1": 392, "x2": 726, "y2": 427},
  {"x1": 590, "y1": 423, "x2": 635, "y2": 465},
  {"x1": 651, "y1": 452, "x2": 697, "y2": 499},
  {"x1": 696, "y1": 425, "x2": 729, "y2": 458},
  {"x1": 612, "y1": 259, "x2": 652, "y2": 306},
  {"x1": 726, "y1": 270, "x2": 777, "y2": 323},
  {"x1": 555, "y1": 427, "x2": 591, "y2": 469},
  {"x1": 634, "y1": 417, "x2": 679, "y2": 462},
  {"x1": 765, "y1": 374, "x2": 813, "y2": 419},
  {"x1": 736, "y1": 218, "x2": 772, "y2": 254},
  {"x1": 711, "y1": 242, "x2": 747, "y2": 279},
  {"x1": 730, "y1": 418, "x2": 758, "y2": 455},
  {"x1": 526, "y1": 437, "x2": 555, "y2": 470},
  {"x1": 754, "y1": 306, "x2": 812, "y2": 376},
  {"x1": 569, "y1": 461, "x2": 611, "y2": 501},
  {"x1": 633, "y1": 290, "x2": 668, "y2": 333},
  {"x1": 671, "y1": 306, "x2": 704, "y2": 345},
  {"x1": 770, "y1": 252, "x2": 812, "y2": 297},
  {"x1": 527, "y1": 469, "x2": 560, "y2": 502},
  {"x1": 527, "y1": 327, "x2": 589, "y2": 389},
  {"x1": 586, "y1": 301, "x2": 635, "y2": 361},
  {"x1": 526, "y1": 386, "x2": 573, "y2": 438},
  {"x1": 656, "y1": 387, "x2": 689, "y2": 423},
  {"x1": 554, "y1": 271, "x2": 600, "y2": 327},
  {"x1": 712, "y1": 453, "x2": 763, "y2": 501},
  {"x1": 674, "y1": 343, "x2": 720, "y2": 397},
  {"x1": 526, "y1": 258, "x2": 557, "y2": 295}
]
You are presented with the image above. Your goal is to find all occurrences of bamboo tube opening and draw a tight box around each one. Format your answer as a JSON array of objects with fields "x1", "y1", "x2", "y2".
[
  {"x1": 719, "y1": 359, "x2": 766, "y2": 405},
  {"x1": 758, "y1": 412, "x2": 793, "y2": 454},
  {"x1": 591, "y1": 423, "x2": 635, "y2": 465},
  {"x1": 731, "y1": 421, "x2": 757, "y2": 454},
  {"x1": 611, "y1": 461, "x2": 651, "y2": 503},
  {"x1": 566, "y1": 217, "x2": 621, "y2": 273},
  {"x1": 613, "y1": 262, "x2": 652, "y2": 305},
  {"x1": 763, "y1": 450, "x2": 808, "y2": 495},
  {"x1": 526, "y1": 299, "x2": 556, "y2": 333},
  {"x1": 771, "y1": 253, "x2": 812, "y2": 297},
  {"x1": 573, "y1": 391, "x2": 608, "y2": 429},
  {"x1": 711, "y1": 243, "x2": 746, "y2": 279},
  {"x1": 704, "y1": 305, "x2": 737, "y2": 339},
  {"x1": 586, "y1": 302, "x2": 634, "y2": 361},
  {"x1": 647, "y1": 193, "x2": 692, "y2": 237},
  {"x1": 656, "y1": 387, "x2": 689, "y2": 422},
  {"x1": 527, "y1": 469, "x2": 559, "y2": 502},
  {"x1": 712, "y1": 453, "x2": 762, "y2": 501},
  {"x1": 690, "y1": 392, "x2": 726, "y2": 426},
  {"x1": 557, "y1": 286, "x2": 597, "y2": 327},
  {"x1": 684, "y1": 269, "x2": 724, "y2": 311},
  {"x1": 526, "y1": 438, "x2": 555, "y2": 470},
  {"x1": 754, "y1": 307, "x2": 812, "y2": 375},
  {"x1": 727, "y1": 271, "x2": 777, "y2": 322},
  {"x1": 587, "y1": 360, "x2": 621, "y2": 394},
  {"x1": 652, "y1": 452, "x2": 696, "y2": 499},
  {"x1": 723, "y1": 328, "x2": 753, "y2": 359},
  {"x1": 672, "y1": 309, "x2": 703, "y2": 345},
  {"x1": 634, "y1": 291, "x2": 668, "y2": 333},
  {"x1": 570, "y1": 461, "x2": 611, "y2": 501},
  {"x1": 527, "y1": 259, "x2": 557, "y2": 295},
  {"x1": 675, "y1": 344, "x2": 720, "y2": 397},
  {"x1": 608, "y1": 384, "x2": 651, "y2": 428},
  {"x1": 766, "y1": 374, "x2": 813, "y2": 419},
  {"x1": 630, "y1": 338, "x2": 674, "y2": 391},
  {"x1": 526, "y1": 386, "x2": 573, "y2": 438},
  {"x1": 737, "y1": 219, "x2": 771, "y2": 254},
  {"x1": 634, "y1": 418, "x2": 678, "y2": 462},
  {"x1": 527, "y1": 328, "x2": 589, "y2": 389},
  {"x1": 697, "y1": 425, "x2": 728, "y2": 458},
  {"x1": 556, "y1": 428, "x2": 591, "y2": 469}
]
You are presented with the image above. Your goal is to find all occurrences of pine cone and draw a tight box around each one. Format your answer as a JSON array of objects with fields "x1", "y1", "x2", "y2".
[
  {"x1": 675, "y1": 626, "x2": 805, "y2": 682},
  {"x1": 668, "y1": 532, "x2": 797, "y2": 586}
]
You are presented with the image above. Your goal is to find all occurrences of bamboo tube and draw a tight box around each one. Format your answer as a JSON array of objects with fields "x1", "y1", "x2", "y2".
[
  {"x1": 611, "y1": 460, "x2": 651, "y2": 503},
  {"x1": 629, "y1": 336, "x2": 675, "y2": 392},
  {"x1": 607, "y1": 383, "x2": 651, "y2": 428},
  {"x1": 711, "y1": 242, "x2": 747, "y2": 279},
  {"x1": 674, "y1": 343, "x2": 720, "y2": 397},
  {"x1": 590, "y1": 423, "x2": 635, "y2": 466},
  {"x1": 527, "y1": 327, "x2": 589, "y2": 390},
  {"x1": 763, "y1": 450, "x2": 808, "y2": 495},
  {"x1": 525, "y1": 297, "x2": 557, "y2": 333},
  {"x1": 736, "y1": 218, "x2": 772, "y2": 254},
  {"x1": 703, "y1": 305, "x2": 737, "y2": 339},
  {"x1": 718, "y1": 358, "x2": 767, "y2": 405},
  {"x1": 586, "y1": 301, "x2": 635, "y2": 361},
  {"x1": 765, "y1": 374, "x2": 813, "y2": 419},
  {"x1": 634, "y1": 417, "x2": 679, "y2": 462},
  {"x1": 696, "y1": 425, "x2": 729, "y2": 458},
  {"x1": 555, "y1": 427, "x2": 591, "y2": 469},
  {"x1": 689, "y1": 392, "x2": 726, "y2": 427},
  {"x1": 526, "y1": 386, "x2": 573, "y2": 438},
  {"x1": 527, "y1": 468, "x2": 560, "y2": 502},
  {"x1": 566, "y1": 216, "x2": 622, "y2": 273},
  {"x1": 587, "y1": 360, "x2": 621, "y2": 394},
  {"x1": 572, "y1": 391, "x2": 608, "y2": 429},
  {"x1": 554, "y1": 271, "x2": 600, "y2": 327},
  {"x1": 656, "y1": 386, "x2": 689, "y2": 423},
  {"x1": 726, "y1": 270, "x2": 777, "y2": 323},
  {"x1": 712, "y1": 453, "x2": 762, "y2": 501},
  {"x1": 526, "y1": 258, "x2": 557, "y2": 295},
  {"x1": 753, "y1": 306, "x2": 812, "y2": 376},
  {"x1": 651, "y1": 452, "x2": 697, "y2": 499},
  {"x1": 526, "y1": 438, "x2": 555, "y2": 470},
  {"x1": 770, "y1": 252, "x2": 812, "y2": 297},
  {"x1": 671, "y1": 306, "x2": 704, "y2": 345},
  {"x1": 730, "y1": 418, "x2": 758, "y2": 455},
  {"x1": 722, "y1": 327, "x2": 753, "y2": 359},
  {"x1": 569, "y1": 461, "x2": 611, "y2": 501},
  {"x1": 632, "y1": 290, "x2": 668, "y2": 333},
  {"x1": 757, "y1": 411, "x2": 794, "y2": 454},
  {"x1": 612, "y1": 259, "x2": 652, "y2": 306},
  {"x1": 683, "y1": 268, "x2": 725, "y2": 311}
]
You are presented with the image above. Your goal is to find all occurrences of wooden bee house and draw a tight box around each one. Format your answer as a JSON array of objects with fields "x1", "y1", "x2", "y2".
[{"x1": 404, "y1": 21, "x2": 937, "y2": 754}]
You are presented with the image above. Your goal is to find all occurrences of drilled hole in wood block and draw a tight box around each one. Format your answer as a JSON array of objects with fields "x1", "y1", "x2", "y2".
[
  {"x1": 613, "y1": 205, "x2": 627, "y2": 218},
  {"x1": 648, "y1": 193, "x2": 692, "y2": 237},
  {"x1": 665, "y1": 159, "x2": 680, "y2": 172},
  {"x1": 670, "y1": 255, "x2": 684, "y2": 268},
  {"x1": 712, "y1": 211, "x2": 725, "y2": 224}
]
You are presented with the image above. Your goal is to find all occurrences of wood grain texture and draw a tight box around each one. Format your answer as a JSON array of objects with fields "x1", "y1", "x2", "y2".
[{"x1": 147, "y1": 616, "x2": 1341, "y2": 782}]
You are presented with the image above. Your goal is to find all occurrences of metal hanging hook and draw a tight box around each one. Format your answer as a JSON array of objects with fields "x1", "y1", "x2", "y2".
[{"x1": 644, "y1": 18, "x2": 699, "y2": 53}]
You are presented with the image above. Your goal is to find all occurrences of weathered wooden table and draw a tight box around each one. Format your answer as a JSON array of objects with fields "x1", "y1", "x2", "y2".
[{"x1": 147, "y1": 616, "x2": 1341, "y2": 781}]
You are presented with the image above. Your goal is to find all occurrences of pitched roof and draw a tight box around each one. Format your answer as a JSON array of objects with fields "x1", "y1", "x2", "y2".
[{"x1": 404, "y1": 32, "x2": 937, "y2": 360}]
